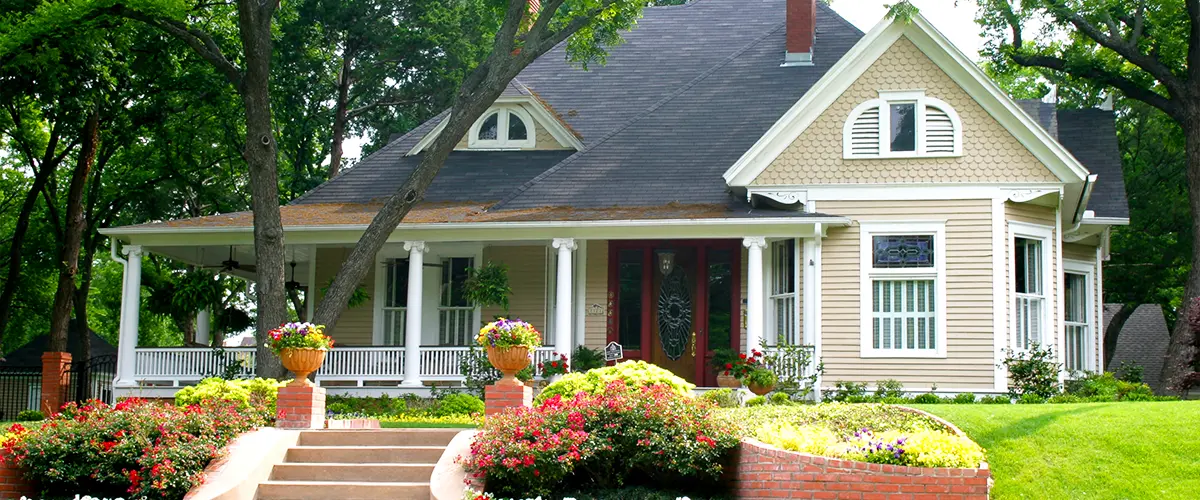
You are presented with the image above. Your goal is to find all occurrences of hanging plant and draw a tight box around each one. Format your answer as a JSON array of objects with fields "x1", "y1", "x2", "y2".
[
  {"x1": 320, "y1": 277, "x2": 370, "y2": 308},
  {"x1": 462, "y1": 262, "x2": 512, "y2": 314}
]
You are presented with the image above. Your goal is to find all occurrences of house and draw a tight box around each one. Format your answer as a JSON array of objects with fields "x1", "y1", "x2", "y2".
[
  {"x1": 1104, "y1": 304, "x2": 1170, "y2": 393},
  {"x1": 99, "y1": 0, "x2": 1128, "y2": 398}
]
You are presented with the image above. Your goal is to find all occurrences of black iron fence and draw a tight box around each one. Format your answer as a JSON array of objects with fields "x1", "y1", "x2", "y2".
[
  {"x1": 66, "y1": 354, "x2": 117, "y2": 407},
  {"x1": 0, "y1": 355, "x2": 118, "y2": 420},
  {"x1": 0, "y1": 366, "x2": 42, "y2": 420}
]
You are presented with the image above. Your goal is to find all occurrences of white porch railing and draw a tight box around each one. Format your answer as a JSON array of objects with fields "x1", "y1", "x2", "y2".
[{"x1": 132, "y1": 346, "x2": 559, "y2": 386}]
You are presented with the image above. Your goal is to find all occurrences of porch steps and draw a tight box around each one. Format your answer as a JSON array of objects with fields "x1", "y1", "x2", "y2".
[{"x1": 255, "y1": 429, "x2": 459, "y2": 500}]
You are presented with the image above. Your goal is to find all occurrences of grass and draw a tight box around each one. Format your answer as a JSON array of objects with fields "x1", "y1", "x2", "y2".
[{"x1": 912, "y1": 401, "x2": 1200, "y2": 500}]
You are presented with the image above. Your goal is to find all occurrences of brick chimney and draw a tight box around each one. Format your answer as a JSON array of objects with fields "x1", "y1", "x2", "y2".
[{"x1": 785, "y1": 0, "x2": 816, "y2": 66}]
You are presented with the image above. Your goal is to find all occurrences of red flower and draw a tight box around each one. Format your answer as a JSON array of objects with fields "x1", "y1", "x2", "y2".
[
  {"x1": 724, "y1": 363, "x2": 732, "y2": 369},
  {"x1": 738, "y1": 353, "x2": 747, "y2": 359}
]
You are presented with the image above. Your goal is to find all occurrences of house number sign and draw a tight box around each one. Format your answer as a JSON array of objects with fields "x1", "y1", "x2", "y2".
[{"x1": 604, "y1": 342, "x2": 624, "y2": 362}]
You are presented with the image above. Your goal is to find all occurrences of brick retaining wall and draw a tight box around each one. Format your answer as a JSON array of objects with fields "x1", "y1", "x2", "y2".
[{"x1": 0, "y1": 450, "x2": 35, "y2": 499}]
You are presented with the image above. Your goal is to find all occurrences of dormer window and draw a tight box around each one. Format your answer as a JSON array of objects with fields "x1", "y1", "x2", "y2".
[
  {"x1": 468, "y1": 107, "x2": 535, "y2": 149},
  {"x1": 843, "y1": 90, "x2": 962, "y2": 159}
]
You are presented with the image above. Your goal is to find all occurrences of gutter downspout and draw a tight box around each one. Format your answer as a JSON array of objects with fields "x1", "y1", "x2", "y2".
[{"x1": 1068, "y1": 174, "x2": 1098, "y2": 233}]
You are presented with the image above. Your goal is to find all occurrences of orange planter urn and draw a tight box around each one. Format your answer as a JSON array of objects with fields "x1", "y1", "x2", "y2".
[
  {"x1": 486, "y1": 345, "x2": 530, "y2": 386},
  {"x1": 279, "y1": 348, "x2": 327, "y2": 387}
]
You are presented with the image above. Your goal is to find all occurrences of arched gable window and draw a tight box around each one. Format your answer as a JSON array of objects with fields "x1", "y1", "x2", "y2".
[
  {"x1": 843, "y1": 91, "x2": 962, "y2": 159},
  {"x1": 468, "y1": 107, "x2": 536, "y2": 149}
]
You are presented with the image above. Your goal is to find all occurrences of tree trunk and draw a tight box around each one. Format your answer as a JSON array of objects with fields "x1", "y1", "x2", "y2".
[
  {"x1": 288, "y1": 288, "x2": 306, "y2": 322},
  {"x1": 0, "y1": 128, "x2": 63, "y2": 346},
  {"x1": 328, "y1": 53, "x2": 354, "y2": 179},
  {"x1": 48, "y1": 111, "x2": 99, "y2": 353},
  {"x1": 1104, "y1": 303, "x2": 1137, "y2": 369},
  {"x1": 1161, "y1": 115, "x2": 1200, "y2": 391},
  {"x1": 237, "y1": 0, "x2": 287, "y2": 379}
]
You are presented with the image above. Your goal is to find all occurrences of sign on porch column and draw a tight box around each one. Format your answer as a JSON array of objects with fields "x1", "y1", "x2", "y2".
[{"x1": 402, "y1": 241, "x2": 428, "y2": 387}]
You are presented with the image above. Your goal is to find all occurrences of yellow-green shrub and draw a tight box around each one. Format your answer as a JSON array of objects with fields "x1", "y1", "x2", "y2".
[
  {"x1": 175, "y1": 377, "x2": 285, "y2": 417},
  {"x1": 755, "y1": 422, "x2": 842, "y2": 456},
  {"x1": 535, "y1": 360, "x2": 694, "y2": 403},
  {"x1": 755, "y1": 421, "x2": 984, "y2": 469}
]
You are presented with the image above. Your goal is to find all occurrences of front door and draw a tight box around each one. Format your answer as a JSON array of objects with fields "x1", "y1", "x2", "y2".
[
  {"x1": 649, "y1": 247, "x2": 699, "y2": 380},
  {"x1": 608, "y1": 241, "x2": 741, "y2": 385}
]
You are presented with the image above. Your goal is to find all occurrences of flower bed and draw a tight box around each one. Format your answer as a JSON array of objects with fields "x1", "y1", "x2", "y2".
[
  {"x1": 3, "y1": 398, "x2": 261, "y2": 499},
  {"x1": 461, "y1": 381, "x2": 737, "y2": 498}
]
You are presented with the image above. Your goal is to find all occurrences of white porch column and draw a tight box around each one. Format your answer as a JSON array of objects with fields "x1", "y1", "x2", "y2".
[
  {"x1": 196, "y1": 309, "x2": 211, "y2": 346},
  {"x1": 402, "y1": 241, "x2": 428, "y2": 387},
  {"x1": 552, "y1": 238, "x2": 577, "y2": 363},
  {"x1": 743, "y1": 237, "x2": 766, "y2": 355},
  {"x1": 114, "y1": 245, "x2": 143, "y2": 388}
]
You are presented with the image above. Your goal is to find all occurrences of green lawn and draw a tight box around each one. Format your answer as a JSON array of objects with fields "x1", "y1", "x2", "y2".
[{"x1": 912, "y1": 401, "x2": 1200, "y2": 499}]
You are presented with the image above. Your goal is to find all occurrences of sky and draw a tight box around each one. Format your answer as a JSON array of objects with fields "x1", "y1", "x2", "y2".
[{"x1": 339, "y1": 0, "x2": 987, "y2": 165}]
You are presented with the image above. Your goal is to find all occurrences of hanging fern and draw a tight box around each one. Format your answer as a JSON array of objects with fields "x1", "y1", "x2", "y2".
[{"x1": 463, "y1": 262, "x2": 512, "y2": 315}]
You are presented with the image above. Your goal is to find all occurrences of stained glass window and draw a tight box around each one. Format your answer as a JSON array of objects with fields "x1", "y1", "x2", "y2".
[{"x1": 872, "y1": 235, "x2": 934, "y2": 268}]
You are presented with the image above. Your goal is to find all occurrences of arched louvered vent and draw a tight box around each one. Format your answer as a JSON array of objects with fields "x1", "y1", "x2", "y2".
[
  {"x1": 848, "y1": 106, "x2": 881, "y2": 156},
  {"x1": 924, "y1": 105, "x2": 955, "y2": 154}
]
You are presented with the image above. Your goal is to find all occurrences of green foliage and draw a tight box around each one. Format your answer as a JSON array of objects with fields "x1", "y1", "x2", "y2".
[
  {"x1": 1002, "y1": 345, "x2": 1061, "y2": 398},
  {"x1": 1116, "y1": 361, "x2": 1145, "y2": 383},
  {"x1": 460, "y1": 345, "x2": 501, "y2": 397},
  {"x1": 435, "y1": 393, "x2": 484, "y2": 417},
  {"x1": 571, "y1": 345, "x2": 606, "y2": 372},
  {"x1": 325, "y1": 394, "x2": 427, "y2": 416},
  {"x1": 699, "y1": 388, "x2": 739, "y2": 408},
  {"x1": 462, "y1": 262, "x2": 511, "y2": 313},
  {"x1": 911, "y1": 393, "x2": 942, "y2": 404},
  {"x1": 768, "y1": 392, "x2": 793, "y2": 405},
  {"x1": 874, "y1": 379, "x2": 905, "y2": 399},
  {"x1": 15, "y1": 409, "x2": 44, "y2": 422},
  {"x1": 744, "y1": 367, "x2": 778, "y2": 388},
  {"x1": 979, "y1": 395, "x2": 1011, "y2": 405},
  {"x1": 535, "y1": 360, "x2": 695, "y2": 404},
  {"x1": 725, "y1": 403, "x2": 944, "y2": 437},
  {"x1": 761, "y1": 338, "x2": 822, "y2": 398},
  {"x1": 320, "y1": 278, "x2": 370, "y2": 308},
  {"x1": 1017, "y1": 393, "x2": 1046, "y2": 404},
  {"x1": 744, "y1": 396, "x2": 765, "y2": 407},
  {"x1": 1067, "y1": 371, "x2": 1157, "y2": 401},
  {"x1": 826, "y1": 381, "x2": 868, "y2": 402},
  {"x1": 175, "y1": 377, "x2": 283, "y2": 419},
  {"x1": 463, "y1": 383, "x2": 738, "y2": 498},
  {"x1": 952, "y1": 393, "x2": 977, "y2": 404},
  {"x1": 709, "y1": 348, "x2": 739, "y2": 375},
  {"x1": 1047, "y1": 394, "x2": 1087, "y2": 404}
]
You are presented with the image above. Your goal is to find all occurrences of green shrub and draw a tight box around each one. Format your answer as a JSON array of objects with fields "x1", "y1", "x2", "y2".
[
  {"x1": 979, "y1": 395, "x2": 1010, "y2": 404},
  {"x1": 874, "y1": 379, "x2": 905, "y2": 399},
  {"x1": 1116, "y1": 361, "x2": 1144, "y2": 383},
  {"x1": 1116, "y1": 380, "x2": 1155, "y2": 401},
  {"x1": 15, "y1": 409, "x2": 44, "y2": 422},
  {"x1": 826, "y1": 381, "x2": 868, "y2": 402},
  {"x1": 879, "y1": 396, "x2": 909, "y2": 404},
  {"x1": 1068, "y1": 372, "x2": 1156, "y2": 401},
  {"x1": 1017, "y1": 393, "x2": 1046, "y2": 404},
  {"x1": 769, "y1": 392, "x2": 793, "y2": 405},
  {"x1": 911, "y1": 393, "x2": 941, "y2": 404},
  {"x1": 1002, "y1": 345, "x2": 1061, "y2": 398},
  {"x1": 571, "y1": 345, "x2": 606, "y2": 372},
  {"x1": 175, "y1": 377, "x2": 283, "y2": 419},
  {"x1": 1047, "y1": 394, "x2": 1086, "y2": 404},
  {"x1": 535, "y1": 360, "x2": 695, "y2": 404},
  {"x1": 745, "y1": 396, "x2": 766, "y2": 406},
  {"x1": 953, "y1": 393, "x2": 976, "y2": 404},
  {"x1": 435, "y1": 393, "x2": 484, "y2": 416},
  {"x1": 745, "y1": 368, "x2": 778, "y2": 389},
  {"x1": 700, "y1": 388, "x2": 739, "y2": 408}
]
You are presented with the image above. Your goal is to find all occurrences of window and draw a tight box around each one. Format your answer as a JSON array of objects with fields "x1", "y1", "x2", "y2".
[
  {"x1": 843, "y1": 91, "x2": 962, "y2": 158},
  {"x1": 860, "y1": 222, "x2": 946, "y2": 357},
  {"x1": 469, "y1": 107, "x2": 535, "y2": 149},
  {"x1": 439, "y1": 257, "x2": 475, "y2": 346},
  {"x1": 1013, "y1": 237, "x2": 1046, "y2": 350},
  {"x1": 1064, "y1": 265, "x2": 1093, "y2": 372},
  {"x1": 383, "y1": 258, "x2": 409, "y2": 346},
  {"x1": 770, "y1": 239, "x2": 799, "y2": 345},
  {"x1": 617, "y1": 249, "x2": 644, "y2": 351},
  {"x1": 707, "y1": 249, "x2": 734, "y2": 351}
]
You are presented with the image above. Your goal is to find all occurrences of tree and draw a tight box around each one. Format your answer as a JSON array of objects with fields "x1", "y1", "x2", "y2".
[
  {"x1": 313, "y1": 0, "x2": 649, "y2": 327},
  {"x1": 971, "y1": 0, "x2": 1200, "y2": 388}
]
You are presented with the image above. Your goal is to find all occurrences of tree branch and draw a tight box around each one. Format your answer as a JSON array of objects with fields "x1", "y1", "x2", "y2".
[
  {"x1": 109, "y1": 5, "x2": 244, "y2": 90},
  {"x1": 346, "y1": 97, "x2": 417, "y2": 120},
  {"x1": 1009, "y1": 50, "x2": 1178, "y2": 118}
]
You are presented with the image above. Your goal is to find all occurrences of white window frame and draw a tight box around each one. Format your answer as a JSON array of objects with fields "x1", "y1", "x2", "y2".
[
  {"x1": 1009, "y1": 222, "x2": 1054, "y2": 352},
  {"x1": 768, "y1": 238, "x2": 801, "y2": 346},
  {"x1": 842, "y1": 90, "x2": 963, "y2": 159},
  {"x1": 859, "y1": 221, "x2": 947, "y2": 358},
  {"x1": 1063, "y1": 260, "x2": 1095, "y2": 373},
  {"x1": 467, "y1": 106, "x2": 536, "y2": 149}
]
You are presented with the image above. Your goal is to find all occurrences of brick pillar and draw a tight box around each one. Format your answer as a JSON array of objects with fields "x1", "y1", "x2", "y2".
[
  {"x1": 276, "y1": 384, "x2": 326, "y2": 429},
  {"x1": 485, "y1": 381, "x2": 532, "y2": 416},
  {"x1": 40, "y1": 352, "x2": 71, "y2": 416}
]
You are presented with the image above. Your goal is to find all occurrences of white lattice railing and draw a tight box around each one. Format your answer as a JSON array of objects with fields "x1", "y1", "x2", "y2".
[
  {"x1": 132, "y1": 346, "x2": 560, "y2": 386},
  {"x1": 134, "y1": 348, "x2": 256, "y2": 386}
]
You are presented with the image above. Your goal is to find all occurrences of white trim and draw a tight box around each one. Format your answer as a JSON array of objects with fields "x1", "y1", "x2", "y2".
[
  {"x1": 841, "y1": 91, "x2": 963, "y2": 159},
  {"x1": 1008, "y1": 221, "x2": 1054, "y2": 352},
  {"x1": 406, "y1": 96, "x2": 584, "y2": 156},
  {"x1": 1055, "y1": 206, "x2": 1065, "y2": 379},
  {"x1": 467, "y1": 106, "x2": 536, "y2": 150},
  {"x1": 858, "y1": 221, "x2": 948, "y2": 358},
  {"x1": 1064, "y1": 259, "x2": 1096, "y2": 373},
  {"x1": 991, "y1": 197, "x2": 1007, "y2": 392},
  {"x1": 406, "y1": 118, "x2": 449, "y2": 156},
  {"x1": 723, "y1": 13, "x2": 1089, "y2": 187},
  {"x1": 747, "y1": 184, "x2": 1065, "y2": 203},
  {"x1": 1079, "y1": 217, "x2": 1131, "y2": 226},
  {"x1": 1095, "y1": 244, "x2": 1105, "y2": 369}
]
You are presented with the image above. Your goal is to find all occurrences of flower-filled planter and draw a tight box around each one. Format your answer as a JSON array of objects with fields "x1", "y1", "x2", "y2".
[
  {"x1": 716, "y1": 372, "x2": 741, "y2": 388},
  {"x1": 476, "y1": 318, "x2": 542, "y2": 386},
  {"x1": 745, "y1": 367, "x2": 778, "y2": 396},
  {"x1": 538, "y1": 351, "x2": 570, "y2": 382},
  {"x1": 268, "y1": 322, "x2": 335, "y2": 387}
]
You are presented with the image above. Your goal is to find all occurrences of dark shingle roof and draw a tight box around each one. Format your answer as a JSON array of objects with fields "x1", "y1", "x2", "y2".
[
  {"x1": 1056, "y1": 109, "x2": 1129, "y2": 219},
  {"x1": 1105, "y1": 303, "x2": 1170, "y2": 392}
]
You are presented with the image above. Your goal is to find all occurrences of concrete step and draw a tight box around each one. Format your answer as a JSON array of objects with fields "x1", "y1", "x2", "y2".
[
  {"x1": 297, "y1": 429, "x2": 460, "y2": 447},
  {"x1": 285, "y1": 445, "x2": 445, "y2": 464},
  {"x1": 270, "y1": 463, "x2": 435, "y2": 482},
  {"x1": 256, "y1": 480, "x2": 428, "y2": 500}
]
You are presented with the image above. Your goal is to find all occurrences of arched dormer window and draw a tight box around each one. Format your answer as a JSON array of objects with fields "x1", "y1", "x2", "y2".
[
  {"x1": 468, "y1": 107, "x2": 536, "y2": 149},
  {"x1": 843, "y1": 90, "x2": 962, "y2": 159}
]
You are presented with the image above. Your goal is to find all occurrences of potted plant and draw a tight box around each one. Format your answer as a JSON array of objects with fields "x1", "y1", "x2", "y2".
[
  {"x1": 476, "y1": 318, "x2": 542, "y2": 385},
  {"x1": 710, "y1": 348, "x2": 741, "y2": 388},
  {"x1": 745, "y1": 367, "x2": 778, "y2": 396},
  {"x1": 539, "y1": 351, "x2": 570, "y2": 383},
  {"x1": 268, "y1": 322, "x2": 334, "y2": 387}
]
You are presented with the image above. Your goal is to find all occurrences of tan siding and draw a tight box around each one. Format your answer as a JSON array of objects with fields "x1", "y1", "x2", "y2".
[
  {"x1": 314, "y1": 248, "x2": 375, "y2": 346},
  {"x1": 819, "y1": 200, "x2": 995, "y2": 389},
  {"x1": 1005, "y1": 202, "x2": 1059, "y2": 355},
  {"x1": 1063, "y1": 243, "x2": 1093, "y2": 261},
  {"x1": 584, "y1": 241, "x2": 609, "y2": 350},
  {"x1": 480, "y1": 246, "x2": 548, "y2": 330},
  {"x1": 754, "y1": 36, "x2": 1058, "y2": 186}
]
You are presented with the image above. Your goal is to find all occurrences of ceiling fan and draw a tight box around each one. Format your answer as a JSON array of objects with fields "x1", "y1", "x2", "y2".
[
  {"x1": 204, "y1": 246, "x2": 256, "y2": 273},
  {"x1": 286, "y1": 261, "x2": 303, "y2": 291}
]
